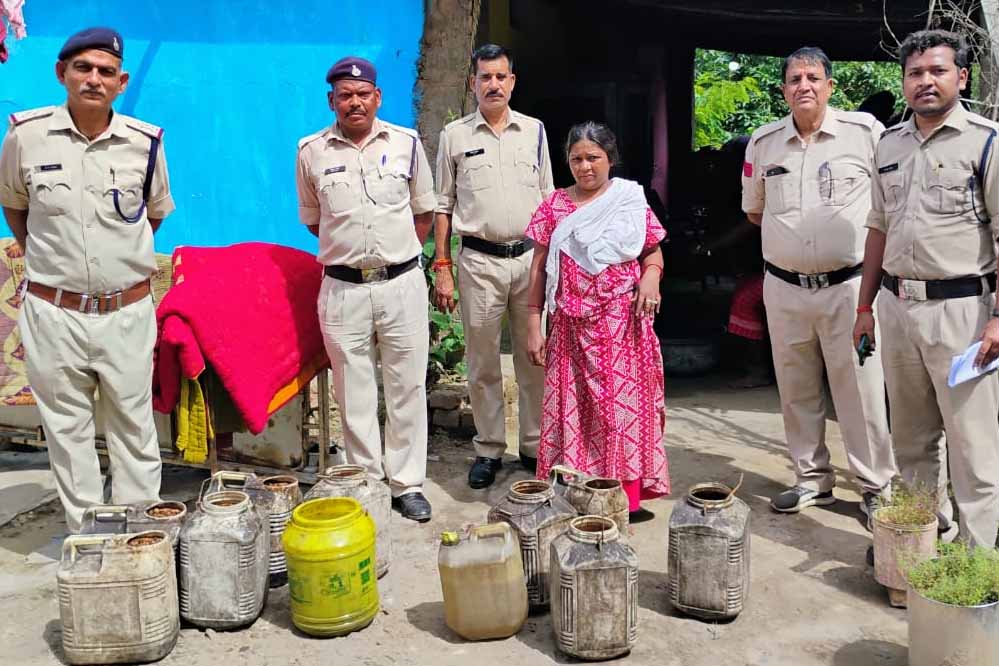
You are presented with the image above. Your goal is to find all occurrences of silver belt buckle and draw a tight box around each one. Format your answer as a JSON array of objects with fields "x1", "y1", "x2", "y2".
[
  {"x1": 88, "y1": 294, "x2": 101, "y2": 314},
  {"x1": 799, "y1": 273, "x2": 830, "y2": 290},
  {"x1": 898, "y1": 278, "x2": 927, "y2": 301},
  {"x1": 360, "y1": 267, "x2": 388, "y2": 283}
]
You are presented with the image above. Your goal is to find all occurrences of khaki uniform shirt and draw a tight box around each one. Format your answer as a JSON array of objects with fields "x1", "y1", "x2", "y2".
[
  {"x1": 0, "y1": 104, "x2": 174, "y2": 293},
  {"x1": 297, "y1": 118, "x2": 435, "y2": 269},
  {"x1": 866, "y1": 103, "x2": 999, "y2": 280},
  {"x1": 435, "y1": 108, "x2": 554, "y2": 243},
  {"x1": 743, "y1": 107, "x2": 884, "y2": 275}
]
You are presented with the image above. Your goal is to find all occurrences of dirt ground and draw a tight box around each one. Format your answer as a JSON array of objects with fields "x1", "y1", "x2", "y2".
[{"x1": 0, "y1": 374, "x2": 908, "y2": 666}]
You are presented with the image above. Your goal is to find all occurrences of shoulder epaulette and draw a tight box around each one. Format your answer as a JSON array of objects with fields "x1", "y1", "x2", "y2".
[
  {"x1": 878, "y1": 124, "x2": 905, "y2": 141},
  {"x1": 381, "y1": 120, "x2": 418, "y2": 139},
  {"x1": 444, "y1": 112, "x2": 478, "y2": 132},
  {"x1": 122, "y1": 117, "x2": 164, "y2": 140},
  {"x1": 967, "y1": 113, "x2": 999, "y2": 133},
  {"x1": 751, "y1": 118, "x2": 785, "y2": 143},
  {"x1": 297, "y1": 128, "x2": 328, "y2": 151},
  {"x1": 8, "y1": 106, "x2": 56, "y2": 127},
  {"x1": 838, "y1": 110, "x2": 878, "y2": 130}
]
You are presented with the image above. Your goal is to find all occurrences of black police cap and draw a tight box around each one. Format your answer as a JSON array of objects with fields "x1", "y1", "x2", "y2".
[
  {"x1": 58, "y1": 27, "x2": 124, "y2": 62},
  {"x1": 326, "y1": 56, "x2": 377, "y2": 85}
]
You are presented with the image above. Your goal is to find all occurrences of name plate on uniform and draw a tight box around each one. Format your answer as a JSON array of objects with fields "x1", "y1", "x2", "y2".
[{"x1": 898, "y1": 278, "x2": 928, "y2": 301}]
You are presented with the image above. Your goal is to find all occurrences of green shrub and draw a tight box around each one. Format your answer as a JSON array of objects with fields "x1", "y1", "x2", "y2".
[
  {"x1": 876, "y1": 479, "x2": 937, "y2": 527},
  {"x1": 907, "y1": 543, "x2": 999, "y2": 607}
]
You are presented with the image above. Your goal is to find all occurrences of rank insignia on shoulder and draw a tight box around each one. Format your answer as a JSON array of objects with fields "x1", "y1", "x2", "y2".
[
  {"x1": 324, "y1": 165, "x2": 346, "y2": 175},
  {"x1": 35, "y1": 164, "x2": 62, "y2": 172},
  {"x1": 464, "y1": 148, "x2": 485, "y2": 157},
  {"x1": 878, "y1": 163, "x2": 899, "y2": 174}
]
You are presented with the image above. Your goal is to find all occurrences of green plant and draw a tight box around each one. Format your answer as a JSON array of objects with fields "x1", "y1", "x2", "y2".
[
  {"x1": 693, "y1": 49, "x2": 906, "y2": 150},
  {"x1": 877, "y1": 480, "x2": 937, "y2": 527},
  {"x1": 423, "y1": 235, "x2": 466, "y2": 382},
  {"x1": 907, "y1": 542, "x2": 999, "y2": 606}
]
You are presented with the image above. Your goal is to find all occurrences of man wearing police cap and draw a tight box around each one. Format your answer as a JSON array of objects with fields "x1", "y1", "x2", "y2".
[
  {"x1": 0, "y1": 27, "x2": 175, "y2": 533},
  {"x1": 296, "y1": 56, "x2": 437, "y2": 521}
]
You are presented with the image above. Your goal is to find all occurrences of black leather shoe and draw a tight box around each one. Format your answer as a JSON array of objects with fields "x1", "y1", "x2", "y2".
[
  {"x1": 468, "y1": 456, "x2": 502, "y2": 489},
  {"x1": 519, "y1": 453, "x2": 537, "y2": 473},
  {"x1": 392, "y1": 492, "x2": 432, "y2": 522}
]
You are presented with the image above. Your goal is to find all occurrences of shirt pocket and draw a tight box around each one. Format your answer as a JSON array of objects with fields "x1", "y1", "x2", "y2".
[
  {"x1": 823, "y1": 162, "x2": 866, "y2": 206},
  {"x1": 458, "y1": 154, "x2": 492, "y2": 192},
  {"x1": 763, "y1": 172, "x2": 796, "y2": 214},
  {"x1": 882, "y1": 171, "x2": 907, "y2": 213},
  {"x1": 320, "y1": 170, "x2": 354, "y2": 214},
  {"x1": 926, "y1": 167, "x2": 974, "y2": 219},
  {"x1": 103, "y1": 171, "x2": 145, "y2": 222},
  {"x1": 515, "y1": 146, "x2": 539, "y2": 188},
  {"x1": 29, "y1": 171, "x2": 73, "y2": 216},
  {"x1": 370, "y1": 163, "x2": 410, "y2": 205}
]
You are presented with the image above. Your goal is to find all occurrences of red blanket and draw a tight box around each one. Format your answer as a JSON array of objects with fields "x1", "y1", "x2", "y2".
[{"x1": 153, "y1": 242, "x2": 329, "y2": 434}]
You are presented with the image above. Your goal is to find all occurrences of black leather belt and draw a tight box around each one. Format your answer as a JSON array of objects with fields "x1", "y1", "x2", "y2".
[
  {"x1": 765, "y1": 262, "x2": 863, "y2": 289},
  {"x1": 461, "y1": 236, "x2": 534, "y2": 258},
  {"x1": 882, "y1": 273, "x2": 996, "y2": 300},
  {"x1": 324, "y1": 256, "x2": 419, "y2": 284}
]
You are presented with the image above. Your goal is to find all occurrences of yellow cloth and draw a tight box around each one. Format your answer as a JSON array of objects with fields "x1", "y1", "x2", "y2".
[{"x1": 175, "y1": 377, "x2": 211, "y2": 464}]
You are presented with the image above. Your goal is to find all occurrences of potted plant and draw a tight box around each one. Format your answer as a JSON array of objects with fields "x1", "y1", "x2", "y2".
[
  {"x1": 872, "y1": 481, "x2": 938, "y2": 607},
  {"x1": 906, "y1": 543, "x2": 999, "y2": 666}
]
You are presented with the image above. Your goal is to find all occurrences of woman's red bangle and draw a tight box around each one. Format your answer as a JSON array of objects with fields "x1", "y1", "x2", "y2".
[
  {"x1": 527, "y1": 303, "x2": 544, "y2": 311},
  {"x1": 856, "y1": 305, "x2": 873, "y2": 314}
]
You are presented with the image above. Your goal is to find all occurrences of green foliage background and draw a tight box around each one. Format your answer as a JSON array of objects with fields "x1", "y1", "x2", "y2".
[{"x1": 694, "y1": 49, "x2": 905, "y2": 150}]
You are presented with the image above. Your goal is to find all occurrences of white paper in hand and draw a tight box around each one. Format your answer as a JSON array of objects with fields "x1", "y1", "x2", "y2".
[{"x1": 948, "y1": 341, "x2": 999, "y2": 387}]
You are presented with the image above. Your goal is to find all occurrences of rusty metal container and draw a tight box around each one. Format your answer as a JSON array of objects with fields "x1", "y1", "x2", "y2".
[
  {"x1": 549, "y1": 465, "x2": 629, "y2": 536},
  {"x1": 872, "y1": 507, "x2": 937, "y2": 608},
  {"x1": 58, "y1": 531, "x2": 179, "y2": 664},
  {"x1": 488, "y1": 479, "x2": 575, "y2": 608},
  {"x1": 668, "y1": 481, "x2": 750, "y2": 620},
  {"x1": 305, "y1": 464, "x2": 392, "y2": 578},
  {"x1": 551, "y1": 516, "x2": 639, "y2": 660},
  {"x1": 80, "y1": 501, "x2": 188, "y2": 548},
  {"x1": 179, "y1": 490, "x2": 269, "y2": 629}
]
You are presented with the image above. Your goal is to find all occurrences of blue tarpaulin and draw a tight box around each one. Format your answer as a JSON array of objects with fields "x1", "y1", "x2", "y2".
[{"x1": 0, "y1": 1, "x2": 425, "y2": 253}]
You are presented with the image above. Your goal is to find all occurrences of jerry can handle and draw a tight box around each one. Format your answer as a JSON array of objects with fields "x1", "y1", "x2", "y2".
[
  {"x1": 63, "y1": 534, "x2": 117, "y2": 563},
  {"x1": 548, "y1": 465, "x2": 587, "y2": 487},
  {"x1": 470, "y1": 523, "x2": 511, "y2": 542},
  {"x1": 82, "y1": 505, "x2": 129, "y2": 524},
  {"x1": 212, "y1": 470, "x2": 253, "y2": 488}
]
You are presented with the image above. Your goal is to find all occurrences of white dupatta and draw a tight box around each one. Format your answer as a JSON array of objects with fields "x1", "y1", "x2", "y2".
[{"x1": 545, "y1": 178, "x2": 648, "y2": 313}]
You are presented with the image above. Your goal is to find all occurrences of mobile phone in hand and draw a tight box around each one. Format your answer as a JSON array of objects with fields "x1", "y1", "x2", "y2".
[{"x1": 856, "y1": 334, "x2": 873, "y2": 366}]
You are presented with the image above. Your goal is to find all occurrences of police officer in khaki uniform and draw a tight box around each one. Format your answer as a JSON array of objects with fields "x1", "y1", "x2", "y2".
[
  {"x1": 434, "y1": 44, "x2": 554, "y2": 489},
  {"x1": 854, "y1": 30, "x2": 999, "y2": 548},
  {"x1": 743, "y1": 47, "x2": 896, "y2": 524},
  {"x1": 297, "y1": 57, "x2": 436, "y2": 521},
  {"x1": 0, "y1": 27, "x2": 174, "y2": 533}
]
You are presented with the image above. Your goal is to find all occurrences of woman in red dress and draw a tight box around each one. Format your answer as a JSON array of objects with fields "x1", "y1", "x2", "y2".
[{"x1": 525, "y1": 122, "x2": 669, "y2": 513}]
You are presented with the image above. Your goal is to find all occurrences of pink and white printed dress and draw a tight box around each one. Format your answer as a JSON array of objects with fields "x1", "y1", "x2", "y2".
[{"x1": 526, "y1": 188, "x2": 670, "y2": 502}]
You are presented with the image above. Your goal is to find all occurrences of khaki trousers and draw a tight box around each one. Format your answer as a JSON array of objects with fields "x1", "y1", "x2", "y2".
[
  {"x1": 318, "y1": 269, "x2": 428, "y2": 497},
  {"x1": 20, "y1": 293, "x2": 161, "y2": 533},
  {"x1": 763, "y1": 273, "x2": 896, "y2": 493},
  {"x1": 878, "y1": 285, "x2": 999, "y2": 548},
  {"x1": 456, "y1": 245, "x2": 543, "y2": 460}
]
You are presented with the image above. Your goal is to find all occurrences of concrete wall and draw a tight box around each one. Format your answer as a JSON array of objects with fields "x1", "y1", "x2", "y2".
[{"x1": 0, "y1": 1, "x2": 425, "y2": 253}]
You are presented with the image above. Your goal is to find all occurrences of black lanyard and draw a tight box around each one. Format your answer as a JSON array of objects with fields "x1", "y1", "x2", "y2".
[{"x1": 112, "y1": 135, "x2": 160, "y2": 224}]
